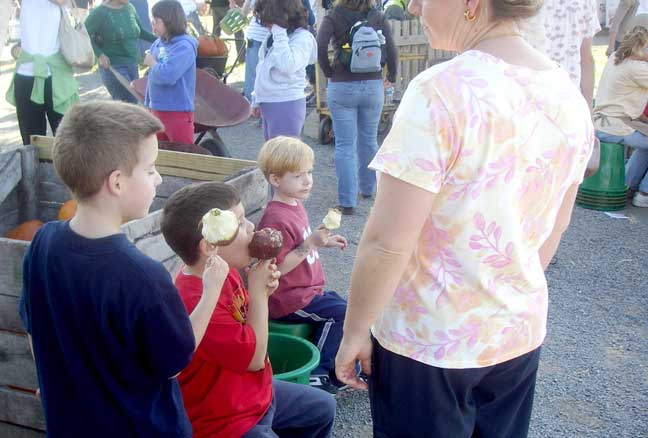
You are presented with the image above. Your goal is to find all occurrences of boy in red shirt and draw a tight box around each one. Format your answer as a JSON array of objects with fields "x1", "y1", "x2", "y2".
[
  {"x1": 161, "y1": 181, "x2": 336, "y2": 438},
  {"x1": 257, "y1": 137, "x2": 349, "y2": 394}
]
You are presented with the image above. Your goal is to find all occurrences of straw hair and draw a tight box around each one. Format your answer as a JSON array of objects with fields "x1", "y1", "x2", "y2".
[
  {"x1": 491, "y1": 0, "x2": 542, "y2": 21},
  {"x1": 53, "y1": 101, "x2": 163, "y2": 200},
  {"x1": 615, "y1": 26, "x2": 648, "y2": 65},
  {"x1": 257, "y1": 136, "x2": 315, "y2": 179}
]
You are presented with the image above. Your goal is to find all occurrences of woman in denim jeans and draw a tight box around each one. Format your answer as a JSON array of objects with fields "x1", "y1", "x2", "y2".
[
  {"x1": 594, "y1": 23, "x2": 648, "y2": 208},
  {"x1": 85, "y1": 0, "x2": 156, "y2": 103},
  {"x1": 317, "y1": 0, "x2": 397, "y2": 215}
]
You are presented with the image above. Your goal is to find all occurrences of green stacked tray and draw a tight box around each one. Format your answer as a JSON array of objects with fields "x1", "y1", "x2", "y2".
[{"x1": 577, "y1": 142, "x2": 628, "y2": 211}]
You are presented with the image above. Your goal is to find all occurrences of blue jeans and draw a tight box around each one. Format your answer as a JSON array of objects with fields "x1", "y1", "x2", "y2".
[
  {"x1": 596, "y1": 130, "x2": 648, "y2": 193},
  {"x1": 243, "y1": 379, "x2": 336, "y2": 438},
  {"x1": 99, "y1": 64, "x2": 139, "y2": 104},
  {"x1": 327, "y1": 80, "x2": 384, "y2": 208},
  {"x1": 244, "y1": 39, "x2": 262, "y2": 101}
]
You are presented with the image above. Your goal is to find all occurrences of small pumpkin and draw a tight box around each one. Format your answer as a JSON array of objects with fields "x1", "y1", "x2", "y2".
[
  {"x1": 58, "y1": 199, "x2": 77, "y2": 221},
  {"x1": 5, "y1": 220, "x2": 44, "y2": 242},
  {"x1": 197, "y1": 36, "x2": 228, "y2": 57}
]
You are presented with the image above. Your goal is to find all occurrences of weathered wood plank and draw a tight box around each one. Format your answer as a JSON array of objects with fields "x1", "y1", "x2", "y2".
[
  {"x1": 0, "y1": 331, "x2": 37, "y2": 390},
  {"x1": 0, "y1": 187, "x2": 19, "y2": 236},
  {"x1": 225, "y1": 167, "x2": 268, "y2": 215},
  {"x1": 0, "y1": 152, "x2": 21, "y2": 208},
  {"x1": 37, "y1": 162, "x2": 71, "y2": 205},
  {"x1": 31, "y1": 136, "x2": 256, "y2": 180},
  {"x1": 0, "y1": 421, "x2": 45, "y2": 437},
  {"x1": 0, "y1": 295, "x2": 24, "y2": 334},
  {"x1": 0, "y1": 239, "x2": 29, "y2": 299},
  {"x1": 17, "y1": 146, "x2": 38, "y2": 223},
  {"x1": 0, "y1": 387, "x2": 45, "y2": 431}
]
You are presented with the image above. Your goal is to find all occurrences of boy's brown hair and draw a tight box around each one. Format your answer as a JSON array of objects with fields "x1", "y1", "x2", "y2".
[
  {"x1": 53, "y1": 101, "x2": 163, "y2": 200},
  {"x1": 257, "y1": 136, "x2": 314, "y2": 180},
  {"x1": 161, "y1": 182, "x2": 241, "y2": 266}
]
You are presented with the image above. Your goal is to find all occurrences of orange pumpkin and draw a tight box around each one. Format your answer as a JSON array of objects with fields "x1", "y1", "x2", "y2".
[
  {"x1": 5, "y1": 220, "x2": 44, "y2": 242},
  {"x1": 58, "y1": 199, "x2": 77, "y2": 221},
  {"x1": 197, "y1": 36, "x2": 228, "y2": 57}
]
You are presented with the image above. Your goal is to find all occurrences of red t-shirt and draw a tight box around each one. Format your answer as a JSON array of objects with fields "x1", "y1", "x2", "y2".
[
  {"x1": 175, "y1": 268, "x2": 273, "y2": 438},
  {"x1": 257, "y1": 200, "x2": 326, "y2": 318}
]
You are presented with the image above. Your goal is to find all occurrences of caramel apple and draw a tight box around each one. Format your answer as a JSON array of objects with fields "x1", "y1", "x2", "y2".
[{"x1": 248, "y1": 228, "x2": 283, "y2": 259}]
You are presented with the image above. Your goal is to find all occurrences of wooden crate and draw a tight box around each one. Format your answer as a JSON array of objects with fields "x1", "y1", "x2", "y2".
[{"x1": 0, "y1": 138, "x2": 268, "y2": 436}]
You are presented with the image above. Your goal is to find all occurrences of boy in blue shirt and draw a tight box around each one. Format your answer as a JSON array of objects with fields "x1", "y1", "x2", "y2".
[{"x1": 19, "y1": 101, "x2": 228, "y2": 437}]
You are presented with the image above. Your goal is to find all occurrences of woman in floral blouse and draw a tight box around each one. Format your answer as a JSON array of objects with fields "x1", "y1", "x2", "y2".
[{"x1": 334, "y1": 0, "x2": 595, "y2": 437}]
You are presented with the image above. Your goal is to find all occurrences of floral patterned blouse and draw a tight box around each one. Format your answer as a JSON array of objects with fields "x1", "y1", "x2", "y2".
[{"x1": 369, "y1": 50, "x2": 594, "y2": 369}]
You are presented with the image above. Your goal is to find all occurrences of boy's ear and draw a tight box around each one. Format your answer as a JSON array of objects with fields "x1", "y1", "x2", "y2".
[
  {"x1": 268, "y1": 173, "x2": 282, "y2": 188},
  {"x1": 198, "y1": 238, "x2": 217, "y2": 257},
  {"x1": 106, "y1": 169, "x2": 122, "y2": 196}
]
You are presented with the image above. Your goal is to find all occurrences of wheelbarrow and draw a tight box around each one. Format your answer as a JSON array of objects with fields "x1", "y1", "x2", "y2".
[{"x1": 125, "y1": 68, "x2": 251, "y2": 157}]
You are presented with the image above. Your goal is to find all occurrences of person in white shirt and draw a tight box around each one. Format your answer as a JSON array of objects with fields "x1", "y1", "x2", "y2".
[
  {"x1": 607, "y1": 0, "x2": 640, "y2": 56},
  {"x1": 234, "y1": 0, "x2": 269, "y2": 101},
  {"x1": 523, "y1": 0, "x2": 601, "y2": 109},
  {"x1": 179, "y1": 0, "x2": 208, "y2": 35},
  {"x1": 252, "y1": 0, "x2": 316, "y2": 140}
]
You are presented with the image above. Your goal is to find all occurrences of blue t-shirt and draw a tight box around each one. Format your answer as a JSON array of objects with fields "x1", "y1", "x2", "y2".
[{"x1": 19, "y1": 221, "x2": 195, "y2": 437}]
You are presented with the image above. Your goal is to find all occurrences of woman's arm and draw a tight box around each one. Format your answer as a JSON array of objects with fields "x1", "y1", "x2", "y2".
[
  {"x1": 268, "y1": 25, "x2": 315, "y2": 74},
  {"x1": 381, "y1": 15, "x2": 398, "y2": 84},
  {"x1": 607, "y1": 0, "x2": 633, "y2": 55},
  {"x1": 538, "y1": 183, "x2": 579, "y2": 270},
  {"x1": 316, "y1": 17, "x2": 334, "y2": 77},
  {"x1": 343, "y1": 174, "x2": 436, "y2": 340}
]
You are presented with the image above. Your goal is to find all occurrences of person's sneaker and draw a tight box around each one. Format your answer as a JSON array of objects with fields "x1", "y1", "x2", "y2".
[
  {"x1": 309, "y1": 375, "x2": 338, "y2": 395},
  {"x1": 337, "y1": 206, "x2": 354, "y2": 215},
  {"x1": 632, "y1": 191, "x2": 648, "y2": 207}
]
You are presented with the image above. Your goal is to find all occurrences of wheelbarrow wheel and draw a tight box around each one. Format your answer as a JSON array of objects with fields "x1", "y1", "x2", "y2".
[
  {"x1": 200, "y1": 137, "x2": 232, "y2": 158},
  {"x1": 378, "y1": 113, "x2": 392, "y2": 135},
  {"x1": 10, "y1": 43, "x2": 21, "y2": 60},
  {"x1": 319, "y1": 116, "x2": 334, "y2": 145}
]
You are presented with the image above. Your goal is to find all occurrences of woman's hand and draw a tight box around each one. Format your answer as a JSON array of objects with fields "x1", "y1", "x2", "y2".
[
  {"x1": 335, "y1": 333, "x2": 373, "y2": 390},
  {"x1": 98, "y1": 54, "x2": 110, "y2": 69}
]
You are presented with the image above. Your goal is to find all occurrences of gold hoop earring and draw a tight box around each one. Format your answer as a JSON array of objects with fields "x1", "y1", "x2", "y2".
[{"x1": 464, "y1": 9, "x2": 476, "y2": 21}]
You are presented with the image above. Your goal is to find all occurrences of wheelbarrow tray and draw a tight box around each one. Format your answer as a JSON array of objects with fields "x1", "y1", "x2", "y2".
[{"x1": 131, "y1": 69, "x2": 251, "y2": 129}]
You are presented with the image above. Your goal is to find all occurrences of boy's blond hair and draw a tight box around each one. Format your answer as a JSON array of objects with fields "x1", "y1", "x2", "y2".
[
  {"x1": 257, "y1": 136, "x2": 314, "y2": 179},
  {"x1": 53, "y1": 101, "x2": 163, "y2": 200}
]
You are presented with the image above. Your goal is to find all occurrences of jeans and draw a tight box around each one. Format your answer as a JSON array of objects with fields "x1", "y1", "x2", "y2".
[
  {"x1": 244, "y1": 39, "x2": 262, "y2": 101},
  {"x1": 99, "y1": 63, "x2": 139, "y2": 104},
  {"x1": 243, "y1": 379, "x2": 336, "y2": 438},
  {"x1": 327, "y1": 80, "x2": 384, "y2": 207},
  {"x1": 187, "y1": 11, "x2": 207, "y2": 36},
  {"x1": 596, "y1": 130, "x2": 648, "y2": 193}
]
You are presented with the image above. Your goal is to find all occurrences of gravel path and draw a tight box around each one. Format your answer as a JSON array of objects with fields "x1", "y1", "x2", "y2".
[{"x1": 1, "y1": 65, "x2": 646, "y2": 437}]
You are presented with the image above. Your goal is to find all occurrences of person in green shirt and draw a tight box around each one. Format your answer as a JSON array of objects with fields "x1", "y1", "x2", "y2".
[{"x1": 85, "y1": 0, "x2": 156, "y2": 103}]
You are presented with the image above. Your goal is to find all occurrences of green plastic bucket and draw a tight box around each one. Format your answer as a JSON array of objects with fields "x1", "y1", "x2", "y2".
[
  {"x1": 220, "y1": 9, "x2": 248, "y2": 35},
  {"x1": 269, "y1": 320, "x2": 314, "y2": 340},
  {"x1": 268, "y1": 333, "x2": 320, "y2": 385},
  {"x1": 580, "y1": 142, "x2": 626, "y2": 193}
]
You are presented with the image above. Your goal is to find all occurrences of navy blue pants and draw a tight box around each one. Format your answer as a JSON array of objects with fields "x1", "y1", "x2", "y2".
[
  {"x1": 243, "y1": 379, "x2": 336, "y2": 438},
  {"x1": 369, "y1": 337, "x2": 541, "y2": 438},
  {"x1": 277, "y1": 291, "x2": 347, "y2": 379}
]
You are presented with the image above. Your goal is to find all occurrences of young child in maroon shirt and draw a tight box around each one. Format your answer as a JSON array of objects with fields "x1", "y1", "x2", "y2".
[
  {"x1": 161, "y1": 181, "x2": 336, "y2": 438},
  {"x1": 257, "y1": 136, "x2": 349, "y2": 394}
]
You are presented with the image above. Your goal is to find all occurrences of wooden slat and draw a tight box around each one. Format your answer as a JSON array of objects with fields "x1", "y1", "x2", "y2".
[
  {"x1": 0, "y1": 421, "x2": 45, "y2": 437},
  {"x1": 0, "y1": 239, "x2": 29, "y2": 299},
  {"x1": 31, "y1": 136, "x2": 256, "y2": 180},
  {"x1": 0, "y1": 295, "x2": 24, "y2": 334},
  {"x1": 0, "y1": 152, "x2": 21, "y2": 209},
  {"x1": 0, "y1": 387, "x2": 45, "y2": 431},
  {"x1": 17, "y1": 146, "x2": 38, "y2": 224},
  {"x1": 0, "y1": 331, "x2": 37, "y2": 390}
]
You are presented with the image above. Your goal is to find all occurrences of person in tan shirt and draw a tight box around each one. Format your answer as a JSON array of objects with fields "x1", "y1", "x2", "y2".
[
  {"x1": 607, "y1": 0, "x2": 640, "y2": 56},
  {"x1": 595, "y1": 24, "x2": 648, "y2": 207}
]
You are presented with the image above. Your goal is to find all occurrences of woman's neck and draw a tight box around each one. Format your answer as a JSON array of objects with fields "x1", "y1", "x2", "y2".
[{"x1": 104, "y1": 0, "x2": 125, "y2": 9}]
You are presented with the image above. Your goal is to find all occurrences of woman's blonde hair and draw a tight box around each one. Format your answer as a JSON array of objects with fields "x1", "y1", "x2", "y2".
[
  {"x1": 491, "y1": 0, "x2": 542, "y2": 21},
  {"x1": 615, "y1": 26, "x2": 648, "y2": 65}
]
